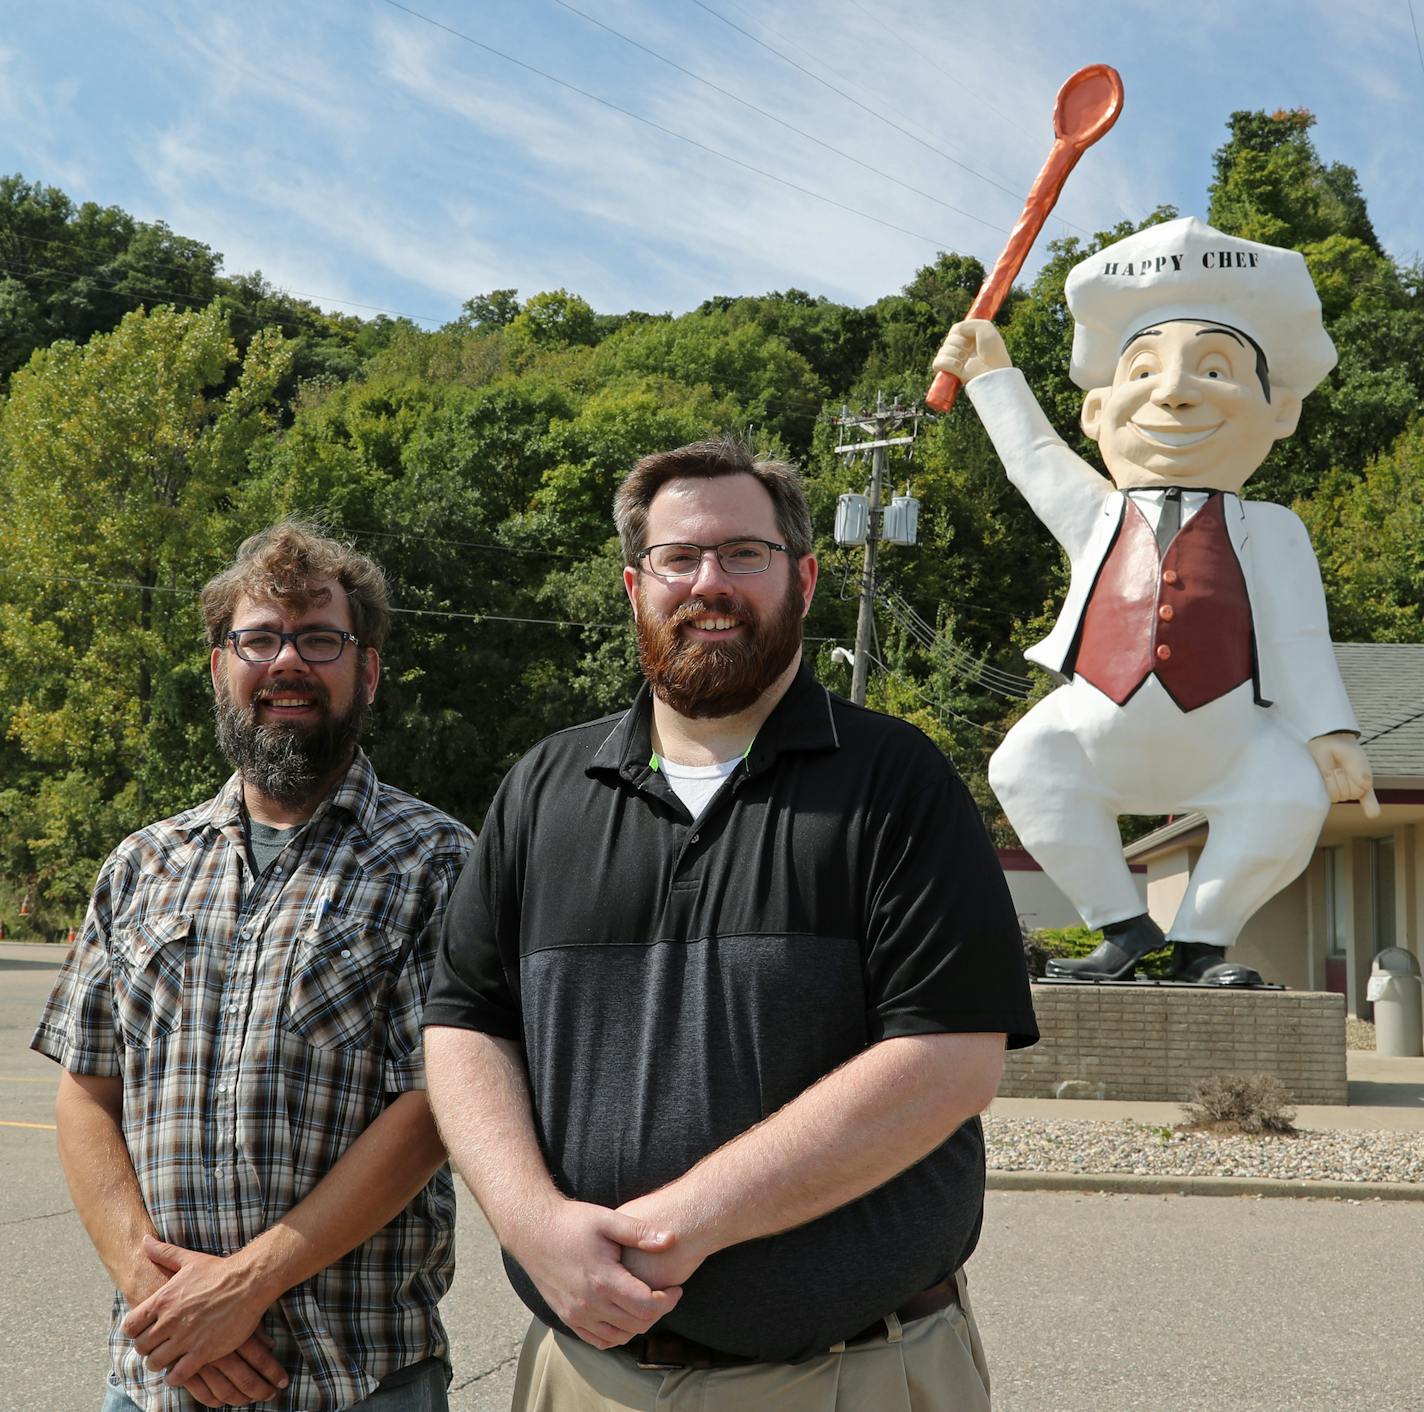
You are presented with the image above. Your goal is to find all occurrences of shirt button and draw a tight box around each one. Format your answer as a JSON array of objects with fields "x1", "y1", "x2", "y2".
[
  {"x1": 227, "y1": 1003, "x2": 240, "y2": 1013},
  {"x1": 340, "y1": 948, "x2": 352, "y2": 958},
  {"x1": 1158, "y1": 604, "x2": 1175, "y2": 622},
  {"x1": 1156, "y1": 644, "x2": 1172, "y2": 661},
  {"x1": 1162, "y1": 569, "x2": 1179, "y2": 586},
  {"x1": 690, "y1": 833, "x2": 700, "y2": 844}
]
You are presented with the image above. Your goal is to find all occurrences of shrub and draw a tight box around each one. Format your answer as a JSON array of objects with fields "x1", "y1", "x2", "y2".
[
  {"x1": 1021, "y1": 925, "x2": 1050, "y2": 979},
  {"x1": 1032, "y1": 924, "x2": 1173, "y2": 980},
  {"x1": 1180, "y1": 1074, "x2": 1298, "y2": 1135}
]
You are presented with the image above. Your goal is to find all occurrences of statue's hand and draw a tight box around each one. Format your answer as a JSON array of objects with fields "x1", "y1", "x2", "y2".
[
  {"x1": 932, "y1": 319, "x2": 1012, "y2": 384},
  {"x1": 1307, "y1": 732, "x2": 1380, "y2": 817}
]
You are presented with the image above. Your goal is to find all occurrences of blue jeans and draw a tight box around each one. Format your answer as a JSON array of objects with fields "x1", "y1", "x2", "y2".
[{"x1": 100, "y1": 1357, "x2": 449, "y2": 1411}]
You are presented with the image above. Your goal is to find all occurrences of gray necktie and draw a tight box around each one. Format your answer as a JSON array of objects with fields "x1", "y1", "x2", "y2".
[{"x1": 1156, "y1": 487, "x2": 1182, "y2": 555}]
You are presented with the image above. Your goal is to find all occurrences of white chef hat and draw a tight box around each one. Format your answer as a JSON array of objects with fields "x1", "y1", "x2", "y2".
[{"x1": 1064, "y1": 216, "x2": 1336, "y2": 395}]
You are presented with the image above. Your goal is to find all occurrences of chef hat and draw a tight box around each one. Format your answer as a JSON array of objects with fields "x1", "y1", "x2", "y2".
[{"x1": 1064, "y1": 216, "x2": 1336, "y2": 395}]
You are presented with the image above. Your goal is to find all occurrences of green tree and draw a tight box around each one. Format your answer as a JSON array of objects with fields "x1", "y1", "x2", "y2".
[
  {"x1": 1204, "y1": 111, "x2": 1424, "y2": 503},
  {"x1": 1299, "y1": 421, "x2": 1424, "y2": 643},
  {"x1": 585, "y1": 307, "x2": 823, "y2": 452},
  {"x1": 509, "y1": 289, "x2": 600, "y2": 348},
  {"x1": 0, "y1": 305, "x2": 292, "y2": 918},
  {"x1": 459, "y1": 288, "x2": 520, "y2": 329},
  {"x1": 0, "y1": 174, "x2": 222, "y2": 385},
  {"x1": 697, "y1": 289, "x2": 877, "y2": 398},
  {"x1": 215, "y1": 270, "x2": 387, "y2": 395},
  {"x1": 1208, "y1": 109, "x2": 1378, "y2": 252}
]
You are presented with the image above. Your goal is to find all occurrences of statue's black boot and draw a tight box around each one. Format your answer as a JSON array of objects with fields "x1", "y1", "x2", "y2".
[
  {"x1": 1045, "y1": 913, "x2": 1166, "y2": 981},
  {"x1": 1170, "y1": 941, "x2": 1264, "y2": 987}
]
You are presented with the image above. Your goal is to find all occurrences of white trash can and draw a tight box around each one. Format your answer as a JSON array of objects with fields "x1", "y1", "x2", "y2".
[{"x1": 1366, "y1": 947, "x2": 1423, "y2": 1058}]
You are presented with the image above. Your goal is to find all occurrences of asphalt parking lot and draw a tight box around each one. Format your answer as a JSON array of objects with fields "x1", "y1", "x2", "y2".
[{"x1": 4, "y1": 942, "x2": 1421, "y2": 1412}]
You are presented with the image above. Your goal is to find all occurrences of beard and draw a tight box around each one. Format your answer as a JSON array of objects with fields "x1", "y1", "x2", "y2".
[
  {"x1": 214, "y1": 667, "x2": 370, "y2": 810},
  {"x1": 636, "y1": 571, "x2": 805, "y2": 719}
]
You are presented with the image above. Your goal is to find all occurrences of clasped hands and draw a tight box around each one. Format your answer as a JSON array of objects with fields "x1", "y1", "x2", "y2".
[
  {"x1": 121, "y1": 1235, "x2": 288, "y2": 1408},
  {"x1": 510, "y1": 1192, "x2": 710, "y2": 1351}
]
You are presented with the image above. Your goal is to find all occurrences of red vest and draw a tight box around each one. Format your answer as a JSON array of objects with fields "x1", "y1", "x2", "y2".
[{"x1": 1071, "y1": 495, "x2": 1253, "y2": 711}]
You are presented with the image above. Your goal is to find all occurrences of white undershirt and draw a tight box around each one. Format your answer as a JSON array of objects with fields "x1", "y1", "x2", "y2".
[
  {"x1": 1124, "y1": 486, "x2": 1212, "y2": 532},
  {"x1": 657, "y1": 755, "x2": 741, "y2": 819}
]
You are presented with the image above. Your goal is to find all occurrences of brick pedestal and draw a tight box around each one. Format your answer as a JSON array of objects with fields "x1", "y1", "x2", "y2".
[{"x1": 1001, "y1": 983, "x2": 1347, "y2": 1104}]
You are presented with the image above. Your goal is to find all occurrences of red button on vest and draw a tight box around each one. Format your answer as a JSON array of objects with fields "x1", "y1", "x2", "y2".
[
  {"x1": 1163, "y1": 568, "x2": 1180, "y2": 585},
  {"x1": 1156, "y1": 644, "x2": 1172, "y2": 660},
  {"x1": 1159, "y1": 604, "x2": 1175, "y2": 622}
]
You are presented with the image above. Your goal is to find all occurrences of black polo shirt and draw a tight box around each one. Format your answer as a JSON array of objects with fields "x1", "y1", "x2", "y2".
[{"x1": 425, "y1": 666, "x2": 1037, "y2": 1362}]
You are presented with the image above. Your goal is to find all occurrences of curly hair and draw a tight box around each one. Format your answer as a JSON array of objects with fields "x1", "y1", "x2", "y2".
[{"x1": 200, "y1": 522, "x2": 390, "y2": 652}]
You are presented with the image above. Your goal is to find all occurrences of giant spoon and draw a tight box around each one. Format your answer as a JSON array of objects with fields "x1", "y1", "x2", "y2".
[{"x1": 925, "y1": 64, "x2": 1125, "y2": 413}]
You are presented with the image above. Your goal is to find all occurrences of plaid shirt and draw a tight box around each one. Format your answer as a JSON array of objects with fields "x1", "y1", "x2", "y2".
[{"x1": 32, "y1": 751, "x2": 473, "y2": 1412}]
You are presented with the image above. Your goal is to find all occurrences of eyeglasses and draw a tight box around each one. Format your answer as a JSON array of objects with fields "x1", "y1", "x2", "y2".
[
  {"x1": 635, "y1": 539, "x2": 787, "y2": 578},
  {"x1": 225, "y1": 628, "x2": 361, "y2": 664}
]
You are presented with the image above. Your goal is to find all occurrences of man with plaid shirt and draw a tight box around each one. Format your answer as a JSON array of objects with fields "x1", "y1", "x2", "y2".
[{"x1": 32, "y1": 523, "x2": 472, "y2": 1411}]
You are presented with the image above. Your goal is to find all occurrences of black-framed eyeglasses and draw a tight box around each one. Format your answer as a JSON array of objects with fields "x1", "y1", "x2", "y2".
[
  {"x1": 635, "y1": 539, "x2": 787, "y2": 578},
  {"x1": 225, "y1": 628, "x2": 361, "y2": 664}
]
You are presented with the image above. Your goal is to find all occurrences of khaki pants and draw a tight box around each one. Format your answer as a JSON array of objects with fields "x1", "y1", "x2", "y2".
[{"x1": 510, "y1": 1268, "x2": 992, "y2": 1411}]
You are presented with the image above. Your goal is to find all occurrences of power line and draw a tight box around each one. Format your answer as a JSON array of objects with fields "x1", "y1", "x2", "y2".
[
  {"x1": 835, "y1": 0, "x2": 1119, "y2": 234},
  {"x1": 1411, "y1": 0, "x2": 1424, "y2": 84},
  {"x1": 0, "y1": 255, "x2": 831, "y2": 440},
  {"x1": 714, "y1": 0, "x2": 978, "y2": 162},
  {"x1": 686, "y1": 0, "x2": 1026, "y2": 208},
  {"x1": 0, "y1": 228, "x2": 220, "y2": 288},
  {"x1": 0, "y1": 568, "x2": 619, "y2": 629},
  {"x1": 0, "y1": 262, "x2": 274, "y2": 335},
  {"x1": 827, "y1": 551, "x2": 1017, "y2": 624},
  {"x1": 839, "y1": 0, "x2": 1042, "y2": 152},
  {"x1": 550, "y1": 0, "x2": 1005, "y2": 233},
  {"x1": 0, "y1": 566, "x2": 850, "y2": 642},
  {"x1": 376, "y1": 0, "x2": 978, "y2": 248},
  {"x1": 1, "y1": 255, "x2": 826, "y2": 432},
  {"x1": 856, "y1": 644, "x2": 1004, "y2": 744},
  {"x1": 1, "y1": 232, "x2": 447, "y2": 326},
  {"x1": 877, "y1": 587, "x2": 1032, "y2": 698},
  {"x1": 341, "y1": 526, "x2": 584, "y2": 560}
]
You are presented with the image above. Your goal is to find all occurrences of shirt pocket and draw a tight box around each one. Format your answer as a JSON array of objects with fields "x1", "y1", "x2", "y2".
[
  {"x1": 283, "y1": 921, "x2": 407, "y2": 1051},
  {"x1": 111, "y1": 913, "x2": 191, "y2": 1049}
]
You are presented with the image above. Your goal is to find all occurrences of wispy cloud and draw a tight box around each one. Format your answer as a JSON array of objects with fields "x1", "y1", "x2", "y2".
[
  {"x1": 0, "y1": 45, "x2": 91, "y2": 193},
  {"x1": 6, "y1": 0, "x2": 1424, "y2": 322}
]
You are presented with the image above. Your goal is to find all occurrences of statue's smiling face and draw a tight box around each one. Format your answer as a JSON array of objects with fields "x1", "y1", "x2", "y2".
[{"x1": 1080, "y1": 320, "x2": 1301, "y2": 493}]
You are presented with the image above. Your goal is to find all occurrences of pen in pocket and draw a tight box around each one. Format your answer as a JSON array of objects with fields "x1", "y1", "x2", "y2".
[{"x1": 310, "y1": 883, "x2": 335, "y2": 931}]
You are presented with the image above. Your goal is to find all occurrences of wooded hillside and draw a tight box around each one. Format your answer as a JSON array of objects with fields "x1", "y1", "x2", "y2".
[{"x1": 3, "y1": 109, "x2": 1421, "y2": 931}]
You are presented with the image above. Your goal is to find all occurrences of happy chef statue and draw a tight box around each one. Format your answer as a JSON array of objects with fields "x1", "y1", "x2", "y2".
[{"x1": 932, "y1": 216, "x2": 1378, "y2": 986}]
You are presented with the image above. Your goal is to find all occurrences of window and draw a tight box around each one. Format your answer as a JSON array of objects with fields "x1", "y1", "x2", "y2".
[
  {"x1": 1323, "y1": 846, "x2": 1346, "y2": 957},
  {"x1": 1371, "y1": 835, "x2": 1396, "y2": 953}
]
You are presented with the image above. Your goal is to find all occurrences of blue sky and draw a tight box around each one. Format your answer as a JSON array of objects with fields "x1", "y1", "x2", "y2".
[{"x1": 4, "y1": 0, "x2": 1423, "y2": 326}]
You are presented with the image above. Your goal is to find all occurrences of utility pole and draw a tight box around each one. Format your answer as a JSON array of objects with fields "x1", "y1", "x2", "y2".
[{"x1": 829, "y1": 392, "x2": 929, "y2": 705}]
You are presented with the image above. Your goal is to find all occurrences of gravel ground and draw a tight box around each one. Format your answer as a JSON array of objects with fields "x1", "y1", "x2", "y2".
[
  {"x1": 1345, "y1": 1014, "x2": 1376, "y2": 1049},
  {"x1": 984, "y1": 1113, "x2": 1423, "y2": 1184}
]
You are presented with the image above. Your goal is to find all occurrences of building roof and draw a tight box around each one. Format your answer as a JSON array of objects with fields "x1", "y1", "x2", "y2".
[
  {"x1": 1125, "y1": 643, "x2": 1424, "y2": 860},
  {"x1": 1335, "y1": 643, "x2": 1424, "y2": 780}
]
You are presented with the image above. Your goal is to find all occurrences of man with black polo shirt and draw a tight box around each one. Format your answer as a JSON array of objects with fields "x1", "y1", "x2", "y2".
[{"x1": 423, "y1": 437, "x2": 1037, "y2": 1411}]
